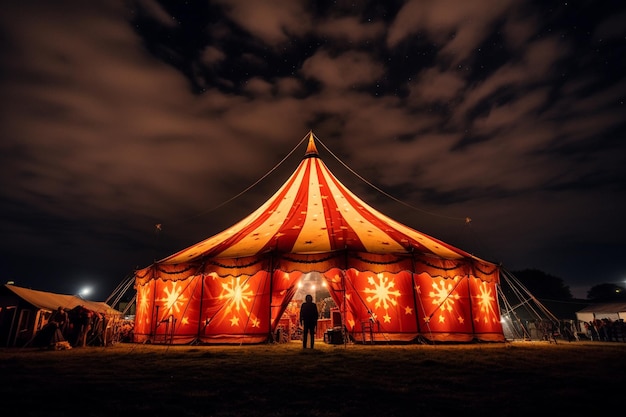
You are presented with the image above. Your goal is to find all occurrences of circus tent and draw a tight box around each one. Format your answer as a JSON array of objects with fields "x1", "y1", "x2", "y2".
[{"x1": 133, "y1": 132, "x2": 504, "y2": 344}]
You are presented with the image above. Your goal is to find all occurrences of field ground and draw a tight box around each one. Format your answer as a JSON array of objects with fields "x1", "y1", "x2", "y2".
[{"x1": 1, "y1": 340, "x2": 625, "y2": 417}]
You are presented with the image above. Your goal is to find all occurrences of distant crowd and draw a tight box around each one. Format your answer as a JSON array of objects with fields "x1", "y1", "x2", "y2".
[
  {"x1": 581, "y1": 318, "x2": 626, "y2": 342},
  {"x1": 32, "y1": 305, "x2": 132, "y2": 349},
  {"x1": 518, "y1": 318, "x2": 626, "y2": 343}
]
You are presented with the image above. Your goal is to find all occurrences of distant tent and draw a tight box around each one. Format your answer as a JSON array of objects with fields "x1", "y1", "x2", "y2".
[
  {"x1": 133, "y1": 132, "x2": 505, "y2": 344},
  {"x1": 0, "y1": 284, "x2": 122, "y2": 347},
  {"x1": 576, "y1": 303, "x2": 626, "y2": 323}
]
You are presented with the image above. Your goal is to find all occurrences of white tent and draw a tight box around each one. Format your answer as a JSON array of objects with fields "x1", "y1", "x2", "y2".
[{"x1": 576, "y1": 302, "x2": 626, "y2": 323}]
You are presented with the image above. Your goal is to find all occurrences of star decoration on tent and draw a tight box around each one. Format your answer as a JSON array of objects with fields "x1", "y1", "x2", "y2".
[
  {"x1": 475, "y1": 282, "x2": 499, "y2": 324},
  {"x1": 428, "y1": 278, "x2": 463, "y2": 325},
  {"x1": 160, "y1": 282, "x2": 188, "y2": 315},
  {"x1": 363, "y1": 273, "x2": 401, "y2": 310},
  {"x1": 219, "y1": 277, "x2": 254, "y2": 316},
  {"x1": 137, "y1": 284, "x2": 151, "y2": 326},
  {"x1": 428, "y1": 279, "x2": 460, "y2": 314}
]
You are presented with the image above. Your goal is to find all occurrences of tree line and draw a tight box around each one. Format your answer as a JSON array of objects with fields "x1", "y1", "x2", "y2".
[{"x1": 512, "y1": 268, "x2": 626, "y2": 302}]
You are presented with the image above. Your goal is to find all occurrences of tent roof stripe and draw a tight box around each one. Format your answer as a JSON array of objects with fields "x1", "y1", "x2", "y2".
[{"x1": 159, "y1": 132, "x2": 488, "y2": 265}]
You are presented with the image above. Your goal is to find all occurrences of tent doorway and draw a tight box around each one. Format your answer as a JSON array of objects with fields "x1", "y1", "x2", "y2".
[
  {"x1": 284, "y1": 272, "x2": 340, "y2": 343},
  {"x1": 293, "y1": 272, "x2": 336, "y2": 320}
]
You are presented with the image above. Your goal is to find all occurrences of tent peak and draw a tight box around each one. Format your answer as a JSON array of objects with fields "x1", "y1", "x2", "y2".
[{"x1": 304, "y1": 131, "x2": 319, "y2": 157}]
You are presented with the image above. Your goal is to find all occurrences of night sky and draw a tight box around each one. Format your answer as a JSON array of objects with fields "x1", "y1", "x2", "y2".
[{"x1": 1, "y1": 0, "x2": 625, "y2": 301}]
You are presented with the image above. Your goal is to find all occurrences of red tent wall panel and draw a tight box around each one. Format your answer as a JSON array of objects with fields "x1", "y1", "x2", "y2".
[
  {"x1": 468, "y1": 276, "x2": 505, "y2": 341},
  {"x1": 343, "y1": 269, "x2": 418, "y2": 341},
  {"x1": 149, "y1": 276, "x2": 202, "y2": 344},
  {"x1": 269, "y1": 270, "x2": 302, "y2": 330},
  {"x1": 134, "y1": 279, "x2": 155, "y2": 343},
  {"x1": 414, "y1": 273, "x2": 474, "y2": 342},
  {"x1": 322, "y1": 268, "x2": 419, "y2": 342},
  {"x1": 198, "y1": 271, "x2": 271, "y2": 344}
]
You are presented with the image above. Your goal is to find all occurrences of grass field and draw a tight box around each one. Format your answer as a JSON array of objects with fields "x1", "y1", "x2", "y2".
[{"x1": 1, "y1": 340, "x2": 625, "y2": 417}]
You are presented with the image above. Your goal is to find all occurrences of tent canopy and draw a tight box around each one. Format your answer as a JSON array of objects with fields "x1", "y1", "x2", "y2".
[
  {"x1": 577, "y1": 303, "x2": 626, "y2": 315},
  {"x1": 159, "y1": 134, "x2": 489, "y2": 264},
  {"x1": 576, "y1": 302, "x2": 626, "y2": 322},
  {"x1": 3, "y1": 284, "x2": 122, "y2": 317}
]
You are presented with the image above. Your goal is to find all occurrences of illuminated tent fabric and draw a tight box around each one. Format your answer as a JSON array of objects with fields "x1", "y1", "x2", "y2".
[{"x1": 133, "y1": 132, "x2": 504, "y2": 344}]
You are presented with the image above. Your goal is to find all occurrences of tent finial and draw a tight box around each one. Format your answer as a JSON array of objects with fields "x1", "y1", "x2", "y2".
[{"x1": 305, "y1": 131, "x2": 318, "y2": 156}]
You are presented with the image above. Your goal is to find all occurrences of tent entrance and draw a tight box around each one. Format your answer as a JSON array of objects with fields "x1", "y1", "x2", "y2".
[
  {"x1": 293, "y1": 272, "x2": 335, "y2": 319},
  {"x1": 276, "y1": 272, "x2": 340, "y2": 344}
]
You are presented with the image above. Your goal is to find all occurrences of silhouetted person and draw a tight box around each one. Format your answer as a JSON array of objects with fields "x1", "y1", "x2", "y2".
[
  {"x1": 300, "y1": 294, "x2": 318, "y2": 349},
  {"x1": 69, "y1": 305, "x2": 93, "y2": 347},
  {"x1": 49, "y1": 306, "x2": 69, "y2": 339}
]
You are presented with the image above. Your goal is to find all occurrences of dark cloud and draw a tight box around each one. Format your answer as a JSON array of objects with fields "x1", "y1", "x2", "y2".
[{"x1": 1, "y1": 0, "x2": 625, "y2": 300}]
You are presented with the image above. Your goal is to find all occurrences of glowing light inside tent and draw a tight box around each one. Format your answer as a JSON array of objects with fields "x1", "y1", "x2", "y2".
[{"x1": 79, "y1": 287, "x2": 92, "y2": 298}]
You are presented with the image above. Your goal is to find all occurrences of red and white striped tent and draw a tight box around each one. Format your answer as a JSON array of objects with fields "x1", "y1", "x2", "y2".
[{"x1": 133, "y1": 132, "x2": 504, "y2": 344}]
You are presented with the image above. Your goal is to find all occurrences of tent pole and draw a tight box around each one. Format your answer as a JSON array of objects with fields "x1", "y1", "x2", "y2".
[
  {"x1": 193, "y1": 263, "x2": 206, "y2": 345},
  {"x1": 6, "y1": 306, "x2": 17, "y2": 347},
  {"x1": 465, "y1": 266, "x2": 477, "y2": 340},
  {"x1": 342, "y1": 248, "x2": 348, "y2": 347},
  {"x1": 409, "y1": 249, "x2": 422, "y2": 335},
  {"x1": 268, "y1": 252, "x2": 275, "y2": 343},
  {"x1": 342, "y1": 271, "x2": 348, "y2": 346},
  {"x1": 148, "y1": 265, "x2": 158, "y2": 344}
]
